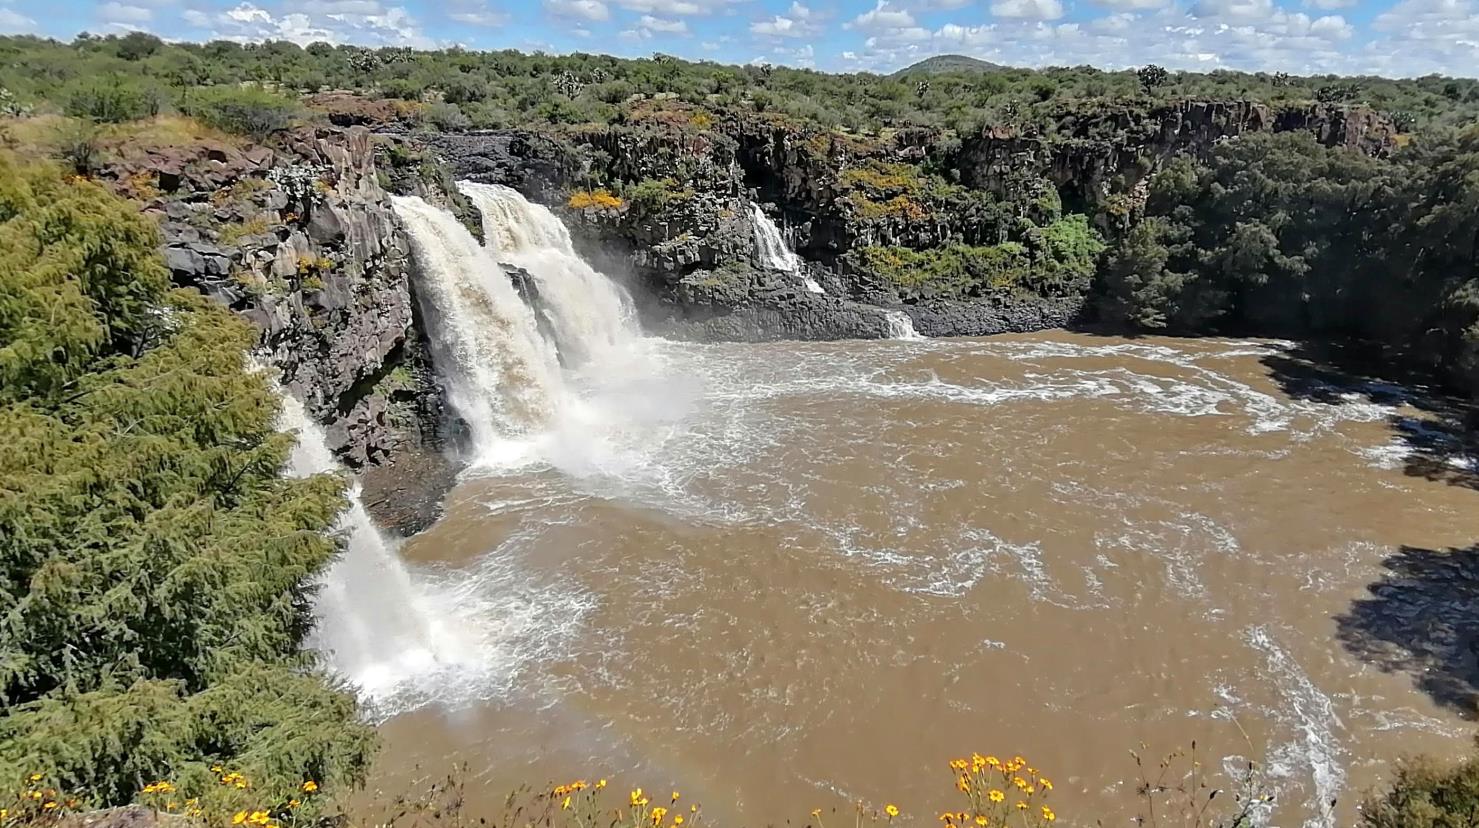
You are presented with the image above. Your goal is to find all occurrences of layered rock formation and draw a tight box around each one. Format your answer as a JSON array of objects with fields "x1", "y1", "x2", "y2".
[{"x1": 100, "y1": 125, "x2": 457, "y2": 533}]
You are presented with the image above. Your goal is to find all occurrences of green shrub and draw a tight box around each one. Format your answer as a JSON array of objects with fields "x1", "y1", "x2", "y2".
[
  {"x1": 1362, "y1": 748, "x2": 1479, "y2": 828},
  {"x1": 63, "y1": 76, "x2": 163, "y2": 123},
  {"x1": 181, "y1": 86, "x2": 301, "y2": 139}
]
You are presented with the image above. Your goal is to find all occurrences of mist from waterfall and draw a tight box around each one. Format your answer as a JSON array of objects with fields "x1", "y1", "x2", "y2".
[
  {"x1": 751, "y1": 204, "x2": 824, "y2": 294},
  {"x1": 459, "y1": 182, "x2": 646, "y2": 370},
  {"x1": 391, "y1": 195, "x2": 568, "y2": 464},
  {"x1": 277, "y1": 391, "x2": 487, "y2": 713}
]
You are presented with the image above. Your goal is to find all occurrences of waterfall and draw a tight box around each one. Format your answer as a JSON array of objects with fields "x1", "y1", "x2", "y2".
[
  {"x1": 884, "y1": 310, "x2": 924, "y2": 340},
  {"x1": 391, "y1": 194, "x2": 567, "y2": 462},
  {"x1": 751, "y1": 204, "x2": 824, "y2": 295},
  {"x1": 459, "y1": 182, "x2": 644, "y2": 369},
  {"x1": 277, "y1": 392, "x2": 479, "y2": 708}
]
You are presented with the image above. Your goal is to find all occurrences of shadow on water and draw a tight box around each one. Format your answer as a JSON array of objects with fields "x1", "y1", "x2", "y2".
[
  {"x1": 1259, "y1": 340, "x2": 1479, "y2": 491},
  {"x1": 1257, "y1": 340, "x2": 1479, "y2": 717},
  {"x1": 1336, "y1": 545, "x2": 1479, "y2": 720}
]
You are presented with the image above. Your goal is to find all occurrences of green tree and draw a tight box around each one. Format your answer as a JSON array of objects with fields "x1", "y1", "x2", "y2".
[{"x1": 0, "y1": 152, "x2": 373, "y2": 811}]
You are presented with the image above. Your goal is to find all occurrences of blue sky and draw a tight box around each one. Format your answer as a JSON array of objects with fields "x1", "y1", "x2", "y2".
[{"x1": 0, "y1": 0, "x2": 1475, "y2": 77}]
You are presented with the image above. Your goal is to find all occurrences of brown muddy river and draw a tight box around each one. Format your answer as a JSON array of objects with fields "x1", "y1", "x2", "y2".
[{"x1": 361, "y1": 331, "x2": 1479, "y2": 827}]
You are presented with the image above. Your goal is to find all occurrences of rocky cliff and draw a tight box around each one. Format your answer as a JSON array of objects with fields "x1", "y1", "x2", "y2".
[{"x1": 99, "y1": 125, "x2": 458, "y2": 534}]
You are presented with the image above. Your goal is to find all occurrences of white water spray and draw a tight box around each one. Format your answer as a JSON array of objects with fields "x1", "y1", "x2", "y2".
[
  {"x1": 277, "y1": 392, "x2": 483, "y2": 709},
  {"x1": 392, "y1": 195, "x2": 567, "y2": 462},
  {"x1": 884, "y1": 309, "x2": 923, "y2": 340},
  {"x1": 751, "y1": 203, "x2": 824, "y2": 294},
  {"x1": 460, "y1": 182, "x2": 646, "y2": 368}
]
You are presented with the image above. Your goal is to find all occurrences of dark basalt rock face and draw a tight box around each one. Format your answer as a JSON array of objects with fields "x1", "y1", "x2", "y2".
[
  {"x1": 101, "y1": 125, "x2": 458, "y2": 535},
  {"x1": 956, "y1": 100, "x2": 1397, "y2": 198}
]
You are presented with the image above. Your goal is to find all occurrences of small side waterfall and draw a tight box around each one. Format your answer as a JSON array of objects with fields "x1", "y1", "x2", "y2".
[
  {"x1": 459, "y1": 182, "x2": 645, "y2": 369},
  {"x1": 884, "y1": 310, "x2": 924, "y2": 340},
  {"x1": 391, "y1": 194, "x2": 567, "y2": 462},
  {"x1": 751, "y1": 204, "x2": 824, "y2": 294},
  {"x1": 278, "y1": 392, "x2": 478, "y2": 707}
]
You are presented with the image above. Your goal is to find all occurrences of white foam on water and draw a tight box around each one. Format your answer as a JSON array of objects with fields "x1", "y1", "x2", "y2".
[
  {"x1": 1244, "y1": 626, "x2": 1344, "y2": 828},
  {"x1": 277, "y1": 392, "x2": 587, "y2": 717}
]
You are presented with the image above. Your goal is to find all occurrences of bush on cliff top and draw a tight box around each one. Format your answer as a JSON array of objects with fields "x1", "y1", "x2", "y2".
[{"x1": 0, "y1": 150, "x2": 372, "y2": 811}]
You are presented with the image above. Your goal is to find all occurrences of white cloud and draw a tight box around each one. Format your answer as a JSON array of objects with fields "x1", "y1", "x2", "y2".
[
  {"x1": 206, "y1": 0, "x2": 434, "y2": 46},
  {"x1": 0, "y1": 5, "x2": 34, "y2": 31},
  {"x1": 639, "y1": 13, "x2": 687, "y2": 31},
  {"x1": 751, "y1": 6, "x2": 823, "y2": 37},
  {"x1": 182, "y1": 8, "x2": 210, "y2": 25},
  {"x1": 1087, "y1": 0, "x2": 1171, "y2": 11},
  {"x1": 546, "y1": 0, "x2": 609, "y2": 20},
  {"x1": 450, "y1": 9, "x2": 507, "y2": 24},
  {"x1": 847, "y1": 0, "x2": 916, "y2": 30},
  {"x1": 1306, "y1": 0, "x2": 1356, "y2": 7},
  {"x1": 615, "y1": 0, "x2": 732, "y2": 15},
  {"x1": 99, "y1": 1, "x2": 153, "y2": 22},
  {"x1": 1189, "y1": 0, "x2": 1274, "y2": 22},
  {"x1": 991, "y1": 0, "x2": 1065, "y2": 19}
]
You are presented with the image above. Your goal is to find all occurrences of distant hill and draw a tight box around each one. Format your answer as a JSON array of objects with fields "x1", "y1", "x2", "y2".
[{"x1": 890, "y1": 55, "x2": 1009, "y2": 78}]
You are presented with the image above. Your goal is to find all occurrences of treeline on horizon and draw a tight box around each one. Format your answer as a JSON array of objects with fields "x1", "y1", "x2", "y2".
[{"x1": 2, "y1": 31, "x2": 1479, "y2": 135}]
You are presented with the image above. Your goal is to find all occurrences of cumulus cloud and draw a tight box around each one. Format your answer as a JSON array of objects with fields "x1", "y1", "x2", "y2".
[
  {"x1": 751, "y1": 3, "x2": 822, "y2": 37},
  {"x1": 1189, "y1": 0, "x2": 1273, "y2": 21},
  {"x1": 847, "y1": 0, "x2": 916, "y2": 31},
  {"x1": 546, "y1": 0, "x2": 610, "y2": 20},
  {"x1": 447, "y1": 0, "x2": 508, "y2": 25},
  {"x1": 615, "y1": 0, "x2": 733, "y2": 15},
  {"x1": 990, "y1": 0, "x2": 1064, "y2": 19},
  {"x1": 99, "y1": 1, "x2": 154, "y2": 23},
  {"x1": 0, "y1": 4, "x2": 34, "y2": 32},
  {"x1": 201, "y1": 0, "x2": 435, "y2": 47}
]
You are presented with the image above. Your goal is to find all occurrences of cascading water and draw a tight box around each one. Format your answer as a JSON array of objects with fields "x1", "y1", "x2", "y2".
[
  {"x1": 391, "y1": 195, "x2": 567, "y2": 463},
  {"x1": 277, "y1": 391, "x2": 482, "y2": 710},
  {"x1": 459, "y1": 182, "x2": 644, "y2": 369},
  {"x1": 751, "y1": 203, "x2": 825, "y2": 294},
  {"x1": 883, "y1": 309, "x2": 923, "y2": 340}
]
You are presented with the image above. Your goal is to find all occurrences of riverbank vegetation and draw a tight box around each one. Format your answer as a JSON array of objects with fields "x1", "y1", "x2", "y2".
[
  {"x1": 0, "y1": 152, "x2": 372, "y2": 814},
  {"x1": 4, "y1": 29, "x2": 1479, "y2": 828}
]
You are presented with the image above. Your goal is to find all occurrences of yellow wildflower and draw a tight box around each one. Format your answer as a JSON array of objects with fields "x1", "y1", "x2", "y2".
[
  {"x1": 971, "y1": 754, "x2": 987, "y2": 772},
  {"x1": 956, "y1": 777, "x2": 971, "y2": 794},
  {"x1": 42, "y1": 802, "x2": 58, "y2": 811},
  {"x1": 235, "y1": 782, "x2": 247, "y2": 789},
  {"x1": 249, "y1": 810, "x2": 270, "y2": 825},
  {"x1": 631, "y1": 788, "x2": 646, "y2": 807},
  {"x1": 813, "y1": 810, "x2": 824, "y2": 818},
  {"x1": 1041, "y1": 807, "x2": 1055, "y2": 822},
  {"x1": 672, "y1": 792, "x2": 680, "y2": 802},
  {"x1": 302, "y1": 781, "x2": 318, "y2": 793},
  {"x1": 988, "y1": 790, "x2": 1005, "y2": 803},
  {"x1": 884, "y1": 804, "x2": 899, "y2": 819},
  {"x1": 29, "y1": 792, "x2": 42, "y2": 801},
  {"x1": 232, "y1": 811, "x2": 247, "y2": 825},
  {"x1": 289, "y1": 800, "x2": 301, "y2": 809},
  {"x1": 949, "y1": 759, "x2": 969, "y2": 772},
  {"x1": 674, "y1": 816, "x2": 684, "y2": 826},
  {"x1": 651, "y1": 806, "x2": 669, "y2": 825},
  {"x1": 986, "y1": 756, "x2": 1001, "y2": 769},
  {"x1": 597, "y1": 780, "x2": 608, "y2": 790},
  {"x1": 1038, "y1": 779, "x2": 1053, "y2": 791},
  {"x1": 1015, "y1": 803, "x2": 1028, "y2": 811},
  {"x1": 562, "y1": 796, "x2": 572, "y2": 811},
  {"x1": 974, "y1": 817, "x2": 987, "y2": 827},
  {"x1": 29, "y1": 774, "x2": 42, "y2": 783}
]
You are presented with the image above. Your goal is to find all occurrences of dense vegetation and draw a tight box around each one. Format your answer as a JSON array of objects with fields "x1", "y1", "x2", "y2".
[
  {"x1": 0, "y1": 151, "x2": 371, "y2": 812},
  {"x1": 3, "y1": 32, "x2": 1479, "y2": 135},
  {"x1": 1096, "y1": 129, "x2": 1479, "y2": 387},
  {"x1": 2, "y1": 27, "x2": 1479, "y2": 826}
]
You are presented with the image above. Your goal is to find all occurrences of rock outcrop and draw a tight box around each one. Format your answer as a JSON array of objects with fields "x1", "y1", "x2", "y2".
[{"x1": 100, "y1": 126, "x2": 457, "y2": 534}]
